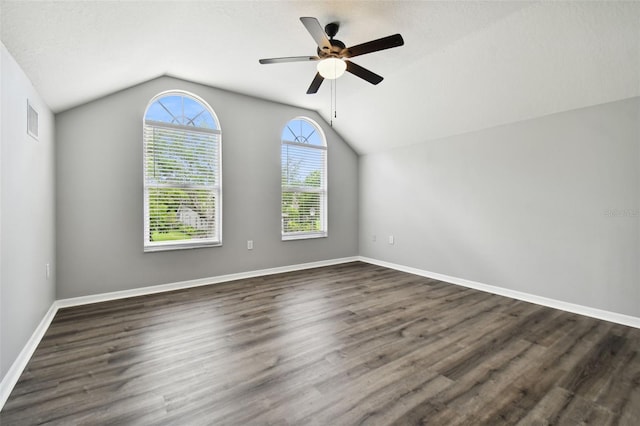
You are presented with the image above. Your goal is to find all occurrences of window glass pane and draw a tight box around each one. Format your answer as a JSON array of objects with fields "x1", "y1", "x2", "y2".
[
  {"x1": 145, "y1": 126, "x2": 219, "y2": 186},
  {"x1": 145, "y1": 101, "x2": 175, "y2": 123},
  {"x1": 281, "y1": 119, "x2": 323, "y2": 146},
  {"x1": 146, "y1": 94, "x2": 218, "y2": 129},
  {"x1": 148, "y1": 187, "x2": 218, "y2": 242},
  {"x1": 282, "y1": 191, "x2": 323, "y2": 234},
  {"x1": 281, "y1": 144, "x2": 324, "y2": 187}
]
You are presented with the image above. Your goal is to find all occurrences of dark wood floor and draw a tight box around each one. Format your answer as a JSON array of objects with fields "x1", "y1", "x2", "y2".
[{"x1": 2, "y1": 262, "x2": 639, "y2": 425}]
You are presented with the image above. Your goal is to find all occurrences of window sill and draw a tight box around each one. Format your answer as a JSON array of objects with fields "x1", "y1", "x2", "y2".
[
  {"x1": 282, "y1": 232, "x2": 327, "y2": 241},
  {"x1": 144, "y1": 240, "x2": 222, "y2": 252}
]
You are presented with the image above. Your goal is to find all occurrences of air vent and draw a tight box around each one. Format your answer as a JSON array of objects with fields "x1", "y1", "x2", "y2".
[{"x1": 27, "y1": 100, "x2": 39, "y2": 140}]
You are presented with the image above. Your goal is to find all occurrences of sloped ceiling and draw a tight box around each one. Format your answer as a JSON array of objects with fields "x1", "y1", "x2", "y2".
[{"x1": 1, "y1": 1, "x2": 639, "y2": 154}]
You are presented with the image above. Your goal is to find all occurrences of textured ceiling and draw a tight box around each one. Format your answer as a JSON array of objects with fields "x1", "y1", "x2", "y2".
[{"x1": 1, "y1": 1, "x2": 639, "y2": 154}]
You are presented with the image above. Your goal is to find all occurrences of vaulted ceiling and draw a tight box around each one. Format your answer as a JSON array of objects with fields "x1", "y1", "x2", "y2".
[{"x1": 2, "y1": 1, "x2": 639, "y2": 154}]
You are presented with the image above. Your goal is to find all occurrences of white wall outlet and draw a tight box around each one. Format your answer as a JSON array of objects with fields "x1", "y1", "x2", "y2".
[
  {"x1": 372, "y1": 234, "x2": 376, "y2": 242},
  {"x1": 388, "y1": 235, "x2": 394, "y2": 245},
  {"x1": 247, "y1": 240, "x2": 253, "y2": 250},
  {"x1": 45, "y1": 263, "x2": 51, "y2": 279}
]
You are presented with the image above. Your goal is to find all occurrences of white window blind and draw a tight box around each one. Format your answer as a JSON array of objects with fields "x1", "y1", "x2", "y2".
[
  {"x1": 143, "y1": 92, "x2": 221, "y2": 251},
  {"x1": 281, "y1": 118, "x2": 327, "y2": 240}
]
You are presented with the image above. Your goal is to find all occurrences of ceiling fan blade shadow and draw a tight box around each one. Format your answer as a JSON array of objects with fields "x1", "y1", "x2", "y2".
[
  {"x1": 344, "y1": 34, "x2": 404, "y2": 58},
  {"x1": 345, "y1": 61, "x2": 383, "y2": 85},
  {"x1": 300, "y1": 17, "x2": 331, "y2": 51},
  {"x1": 259, "y1": 56, "x2": 320, "y2": 64},
  {"x1": 307, "y1": 72, "x2": 324, "y2": 94}
]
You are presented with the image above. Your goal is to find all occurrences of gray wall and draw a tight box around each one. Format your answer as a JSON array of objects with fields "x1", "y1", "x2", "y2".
[
  {"x1": 0, "y1": 44, "x2": 56, "y2": 381},
  {"x1": 360, "y1": 97, "x2": 639, "y2": 317},
  {"x1": 56, "y1": 76, "x2": 358, "y2": 299}
]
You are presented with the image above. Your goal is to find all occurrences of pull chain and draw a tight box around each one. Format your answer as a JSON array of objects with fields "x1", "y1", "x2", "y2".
[
  {"x1": 329, "y1": 75, "x2": 338, "y2": 126},
  {"x1": 330, "y1": 79, "x2": 334, "y2": 126},
  {"x1": 334, "y1": 75, "x2": 337, "y2": 120}
]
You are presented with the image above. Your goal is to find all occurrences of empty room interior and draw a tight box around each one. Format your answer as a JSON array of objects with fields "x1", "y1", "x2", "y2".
[{"x1": 1, "y1": 1, "x2": 639, "y2": 424}]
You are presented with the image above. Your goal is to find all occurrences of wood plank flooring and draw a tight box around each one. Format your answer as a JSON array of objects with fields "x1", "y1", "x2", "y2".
[{"x1": 1, "y1": 262, "x2": 639, "y2": 425}]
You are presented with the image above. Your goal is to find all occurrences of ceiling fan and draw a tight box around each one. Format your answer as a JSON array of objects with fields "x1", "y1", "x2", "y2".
[{"x1": 259, "y1": 17, "x2": 404, "y2": 94}]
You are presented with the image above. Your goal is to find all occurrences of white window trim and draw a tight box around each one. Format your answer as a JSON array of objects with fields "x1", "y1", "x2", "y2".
[
  {"x1": 281, "y1": 117, "x2": 328, "y2": 241},
  {"x1": 143, "y1": 90, "x2": 222, "y2": 252}
]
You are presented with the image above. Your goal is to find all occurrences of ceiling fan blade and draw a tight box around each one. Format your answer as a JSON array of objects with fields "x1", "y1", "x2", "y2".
[
  {"x1": 344, "y1": 34, "x2": 404, "y2": 58},
  {"x1": 345, "y1": 60, "x2": 384, "y2": 85},
  {"x1": 306, "y1": 72, "x2": 324, "y2": 94},
  {"x1": 300, "y1": 17, "x2": 331, "y2": 51},
  {"x1": 259, "y1": 56, "x2": 320, "y2": 64}
]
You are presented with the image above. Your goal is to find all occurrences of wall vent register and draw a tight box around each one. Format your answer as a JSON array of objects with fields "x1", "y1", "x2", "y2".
[{"x1": 27, "y1": 100, "x2": 38, "y2": 140}]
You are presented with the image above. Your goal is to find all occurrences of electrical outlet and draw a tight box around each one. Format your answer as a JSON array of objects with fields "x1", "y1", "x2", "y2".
[
  {"x1": 388, "y1": 235, "x2": 394, "y2": 245},
  {"x1": 247, "y1": 240, "x2": 253, "y2": 250},
  {"x1": 45, "y1": 263, "x2": 51, "y2": 279},
  {"x1": 372, "y1": 235, "x2": 376, "y2": 242}
]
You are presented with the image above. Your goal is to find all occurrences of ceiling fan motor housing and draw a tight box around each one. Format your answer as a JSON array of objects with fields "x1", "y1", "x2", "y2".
[
  {"x1": 316, "y1": 22, "x2": 346, "y2": 58},
  {"x1": 317, "y1": 38, "x2": 346, "y2": 58}
]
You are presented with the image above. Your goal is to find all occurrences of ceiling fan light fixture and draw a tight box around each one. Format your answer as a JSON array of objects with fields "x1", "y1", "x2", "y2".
[{"x1": 317, "y1": 58, "x2": 346, "y2": 79}]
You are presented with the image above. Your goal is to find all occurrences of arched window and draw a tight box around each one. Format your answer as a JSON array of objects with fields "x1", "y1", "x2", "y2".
[
  {"x1": 143, "y1": 91, "x2": 221, "y2": 251},
  {"x1": 281, "y1": 117, "x2": 327, "y2": 240}
]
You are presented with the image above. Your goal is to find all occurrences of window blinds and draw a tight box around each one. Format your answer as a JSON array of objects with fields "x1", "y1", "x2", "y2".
[
  {"x1": 144, "y1": 122, "x2": 221, "y2": 250},
  {"x1": 281, "y1": 139, "x2": 327, "y2": 239}
]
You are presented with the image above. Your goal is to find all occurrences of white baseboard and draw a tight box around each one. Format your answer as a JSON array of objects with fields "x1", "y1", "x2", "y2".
[
  {"x1": 55, "y1": 256, "x2": 359, "y2": 308},
  {"x1": 3, "y1": 255, "x2": 637, "y2": 411},
  {"x1": 0, "y1": 256, "x2": 358, "y2": 411},
  {"x1": 0, "y1": 303, "x2": 58, "y2": 410},
  {"x1": 358, "y1": 256, "x2": 640, "y2": 329}
]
